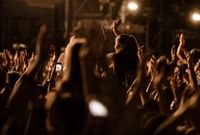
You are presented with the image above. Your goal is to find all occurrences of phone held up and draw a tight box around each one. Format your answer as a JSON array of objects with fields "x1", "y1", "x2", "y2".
[{"x1": 55, "y1": 62, "x2": 63, "y2": 72}]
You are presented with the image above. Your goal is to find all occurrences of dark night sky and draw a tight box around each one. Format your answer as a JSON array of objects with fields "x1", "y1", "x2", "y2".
[{"x1": 0, "y1": 0, "x2": 199, "y2": 53}]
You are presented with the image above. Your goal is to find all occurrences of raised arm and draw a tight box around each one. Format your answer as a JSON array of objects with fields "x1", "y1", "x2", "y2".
[
  {"x1": 26, "y1": 24, "x2": 47, "y2": 78},
  {"x1": 187, "y1": 51, "x2": 199, "y2": 91},
  {"x1": 153, "y1": 88, "x2": 199, "y2": 135},
  {"x1": 176, "y1": 34, "x2": 187, "y2": 64},
  {"x1": 8, "y1": 24, "x2": 47, "y2": 113},
  {"x1": 112, "y1": 19, "x2": 121, "y2": 37}
]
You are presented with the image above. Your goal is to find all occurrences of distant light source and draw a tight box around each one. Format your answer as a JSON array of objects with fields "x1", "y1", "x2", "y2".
[
  {"x1": 128, "y1": 2, "x2": 138, "y2": 11},
  {"x1": 192, "y1": 12, "x2": 200, "y2": 22},
  {"x1": 89, "y1": 99, "x2": 108, "y2": 117}
]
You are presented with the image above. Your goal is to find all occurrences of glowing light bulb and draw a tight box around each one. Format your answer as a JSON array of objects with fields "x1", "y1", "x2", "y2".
[
  {"x1": 192, "y1": 12, "x2": 200, "y2": 22},
  {"x1": 89, "y1": 99, "x2": 108, "y2": 117},
  {"x1": 128, "y1": 2, "x2": 138, "y2": 11}
]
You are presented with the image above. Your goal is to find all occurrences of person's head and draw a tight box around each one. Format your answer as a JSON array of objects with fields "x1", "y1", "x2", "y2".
[
  {"x1": 6, "y1": 71, "x2": 20, "y2": 87},
  {"x1": 48, "y1": 45, "x2": 56, "y2": 58},
  {"x1": 19, "y1": 49, "x2": 26, "y2": 61},
  {"x1": 114, "y1": 34, "x2": 138, "y2": 53},
  {"x1": 155, "y1": 56, "x2": 170, "y2": 75}
]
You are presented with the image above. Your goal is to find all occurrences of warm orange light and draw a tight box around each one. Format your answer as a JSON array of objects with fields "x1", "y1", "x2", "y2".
[
  {"x1": 128, "y1": 2, "x2": 138, "y2": 11},
  {"x1": 192, "y1": 12, "x2": 200, "y2": 22}
]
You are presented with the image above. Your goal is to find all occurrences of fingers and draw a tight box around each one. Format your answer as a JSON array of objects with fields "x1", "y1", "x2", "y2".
[
  {"x1": 69, "y1": 36, "x2": 75, "y2": 43},
  {"x1": 150, "y1": 57, "x2": 155, "y2": 65},
  {"x1": 67, "y1": 36, "x2": 87, "y2": 49},
  {"x1": 137, "y1": 45, "x2": 144, "y2": 59},
  {"x1": 171, "y1": 45, "x2": 175, "y2": 50},
  {"x1": 171, "y1": 45, "x2": 176, "y2": 60},
  {"x1": 180, "y1": 33, "x2": 184, "y2": 40},
  {"x1": 112, "y1": 19, "x2": 121, "y2": 28},
  {"x1": 138, "y1": 45, "x2": 144, "y2": 54},
  {"x1": 179, "y1": 33, "x2": 185, "y2": 46},
  {"x1": 180, "y1": 34, "x2": 184, "y2": 41},
  {"x1": 112, "y1": 19, "x2": 121, "y2": 36},
  {"x1": 115, "y1": 18, "x2": 121, "y2": 26}
]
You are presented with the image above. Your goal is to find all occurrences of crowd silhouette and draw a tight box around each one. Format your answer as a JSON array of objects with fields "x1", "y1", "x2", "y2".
[{"x1": 0, "y1": 20, "x2": 200, "y2": 135}]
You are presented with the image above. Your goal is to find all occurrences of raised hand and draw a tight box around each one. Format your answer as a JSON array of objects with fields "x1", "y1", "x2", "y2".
[
  {"x1": 153, "y1": 87, "x2": 199, "y2": 135},
  {"x1": 171, "y1": 45, "x2": 176, "y2": 62},
  {"x1": 8, "y1": 24, "x2": 47, "y2": 109},
  {"x1": 26, "y1": 24, "x2": 47, "y2": 77},
  {"x1": 0, "y1": 24, "x2": 48, "y2": 135},
  {"x1": 137, "y1": 45, "x2": 145, "y2": 64},
  {"x1": 187, "y1": 51, "x2": 199, "y2": 91},
  {"x1": 179, "y1": 34, "x2": 185, "y2": 47},
  {"x1": 177, "y1": 34, "x2": 187, "y2": 64},
  {"x1": 112, "y1": 18, "x2": 121, "y2": 36},
  {"x1": 62, "y1": 36, "x2": 87, "y2": 82}
]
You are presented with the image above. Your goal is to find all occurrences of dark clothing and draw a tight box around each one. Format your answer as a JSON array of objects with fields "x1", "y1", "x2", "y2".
[{"x1": 111, "y1": 51, "x2": 138, "y2": 90}]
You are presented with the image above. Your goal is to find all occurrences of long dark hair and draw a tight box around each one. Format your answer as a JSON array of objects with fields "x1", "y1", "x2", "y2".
[{"x1": 117, "y1": 34, "x2": 138, "y2": 55}]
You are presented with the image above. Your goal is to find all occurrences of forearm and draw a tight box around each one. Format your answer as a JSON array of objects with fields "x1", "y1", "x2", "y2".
[
  {"x1": 153, "y1": 108, "x2": 186, "y2": 135},
  {"x1": 188, "y1": 65, "x2": 199, "y2": 90},
  {"x1": 177, "y1": 46, "x2": 187, "y2": 64},
  {"x1": 8, "y1": 76, "x2": 36, "y2": 113},
  {"x1": 113, "y1": 26, "x2": 120, "y2": 36}
]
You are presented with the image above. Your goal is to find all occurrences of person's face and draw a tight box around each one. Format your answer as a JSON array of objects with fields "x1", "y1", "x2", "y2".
[
  {"x1": 114, "y1": 36, "x2": 121, "y2": 52},
  {"x1": 19, "y1": 51, "x2": 25, "y2": 60}
]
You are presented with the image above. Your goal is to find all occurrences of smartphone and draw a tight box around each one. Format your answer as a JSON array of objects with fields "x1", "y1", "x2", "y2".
[{"x1": 55, "y1": 62, "x2": 63, "y2": 72}]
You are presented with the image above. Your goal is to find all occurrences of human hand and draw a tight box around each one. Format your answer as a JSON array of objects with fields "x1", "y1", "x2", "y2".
[
  {"x1": 187, "y1": 50, "x2": 195, "y2": 68},
  {"x1": 177, "y1": 88, "x2": 199, "y2": 114},
  {"x1": 25, "y1": 24, "x2": 47, "y2": 76},
  {"x1": 100, "y1": 23, "x2": 108, "y2": 40},
  {"x1": 29, "y1": 52, "x2": 35, "y2": 65},
  {"x1": 179, "y1": 34, "x2": 185, "y2": 47},
  {"x1": 112, "y1": 18, "x2": 121, "y2": 28},
  {"x1": 115, "y1": 18, "x2": 121, "y2": 26},
  {"x1": 147, "y1": 57, "x2": 156, "y2": 75},
  {"x1": 171, "y1": 45, "x2": 176, "y2": 62},
  {"x1": 112, "y1": 18, "x2": 121, "y2": 36},
  {"x1": 137, "y1": 45, "x2": 145, "y2": 63}
]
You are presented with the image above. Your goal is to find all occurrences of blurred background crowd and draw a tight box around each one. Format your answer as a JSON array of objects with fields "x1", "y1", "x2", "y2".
[{"x1": 0, "y1": 0, "x2": 200, "y2": 135}]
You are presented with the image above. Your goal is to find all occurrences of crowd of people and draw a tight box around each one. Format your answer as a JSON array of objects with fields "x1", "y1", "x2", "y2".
[{"x1": 0, "y1": 20, "x2": 200, "y2": 135}]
